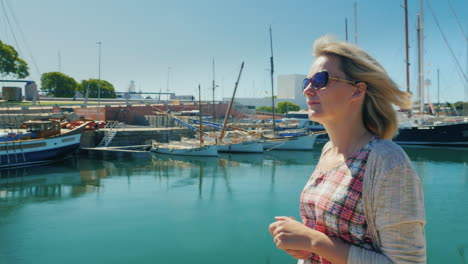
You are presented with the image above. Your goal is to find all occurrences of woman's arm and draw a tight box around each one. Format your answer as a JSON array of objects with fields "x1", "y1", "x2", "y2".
[
  {"x1": 367, "y1": 162, "x2": 426, "y2": 263},
  {"x1": 269, "y1": 216, "x2": 405, "y2": 263}
]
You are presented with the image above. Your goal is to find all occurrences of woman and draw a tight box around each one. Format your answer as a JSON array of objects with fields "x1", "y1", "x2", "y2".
[{"x1": 269, "y1": 35, "x2": 426, "y2": 263}]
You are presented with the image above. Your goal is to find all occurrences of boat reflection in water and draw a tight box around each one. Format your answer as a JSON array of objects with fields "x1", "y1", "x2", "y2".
[
  {"x1": 0, "y1": 157, "x2": 109, "y2": 203},
  {"x1": 0, "y1": 149, "x2": 325, "y2": 205}
]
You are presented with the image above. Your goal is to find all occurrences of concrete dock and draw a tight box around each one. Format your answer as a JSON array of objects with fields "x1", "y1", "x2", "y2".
[{"x1": 80, "y1": 126, "x2": 195, "y2": 148}]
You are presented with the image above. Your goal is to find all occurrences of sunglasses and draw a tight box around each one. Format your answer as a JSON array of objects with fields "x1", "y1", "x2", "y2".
[{"x1": 302, "y1": 71, "x2": 358, "y2": 91}]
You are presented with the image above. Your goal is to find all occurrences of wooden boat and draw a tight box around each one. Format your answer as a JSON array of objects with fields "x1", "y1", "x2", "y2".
[
  {"x1": 204, "y1": 130, "x2": 264, "y2": 153},
  {"x1": 151, "y1": 140, "x2": 218, "y2": 157},
  {"x1": 0, "y1": 120, "x2": 88, "y2": 168},
  {"x1": 207, "y1": 61, "x2": 264, "y2": 153},
  {"x1": 150, "y1": 85, "x2": 219, "y2": 157}
]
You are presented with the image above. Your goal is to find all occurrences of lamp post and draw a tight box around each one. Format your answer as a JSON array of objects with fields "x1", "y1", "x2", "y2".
[
  {"x1": 166, "y1": 67, "x2": 171, "y2": 101},
  {"x1": 97, "y1": 41, "x2": 102, "y2": 121}
]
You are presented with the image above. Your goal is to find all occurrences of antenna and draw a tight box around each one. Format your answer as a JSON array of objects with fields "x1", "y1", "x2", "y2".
[
  {"x1": 166, "y1": 67, "x2": 171, "y2": 102},
  {"x1": 58, "y1": 51, "x2": 61, "y2": 73}
]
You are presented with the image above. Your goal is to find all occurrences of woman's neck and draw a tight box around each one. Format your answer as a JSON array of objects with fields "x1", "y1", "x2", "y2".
[{"x1": 322, "y1": 115, "x2": 373, "y2": 159}]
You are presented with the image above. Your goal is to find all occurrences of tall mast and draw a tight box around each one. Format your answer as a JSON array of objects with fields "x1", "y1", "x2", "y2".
[
  {"x1": 198, "y1": 84, "x2": 204, "y2": 146},
  {"x1": 96, "y1": 41, "x2": 102, "y2": 121},
  {"x1": 354, "y1": 1, "x2": 358, "y2": 44},
  {"x1": 345, "y1": 18, "x2": 349, "y2": 42},
  {"x1": 219, "y1": 62, "x2": 244, "y2": 142},
  {"x1": 269, "y1": 26, "x2": 276, "y2": 134},
  {"x1": 212, "y1": 58, "x2": 216, "y2": 122},
  {"x1": 437, "y1": 68, "x2": 440, "y2": 114},
  {"x1": 417, "y1": 0, "x2": 425, "y2": 114},
  {"x1": 404, "y1": 0, "x2": 410, "y2": 94}
]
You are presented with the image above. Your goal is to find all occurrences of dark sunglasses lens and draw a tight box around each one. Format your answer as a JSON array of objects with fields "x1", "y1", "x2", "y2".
[
  {"x1": 312, "y1": 71, "x2": 328, "y2": 89},
  {"x1": 302, "y1": 79, "x2": 310, "y2": 91}
]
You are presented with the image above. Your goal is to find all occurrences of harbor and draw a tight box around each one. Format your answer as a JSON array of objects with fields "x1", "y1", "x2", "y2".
[
  {"x1": 1, "y1": 0, "x2": 468, "y2": 263},
  {"x1": 0, "y1": 98, "x2": 467, "y2": 264}
]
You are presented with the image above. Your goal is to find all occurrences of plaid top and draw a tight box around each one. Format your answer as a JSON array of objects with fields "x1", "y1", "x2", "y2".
[{"x1": 299, "y1": 137, "x2": 378, "y2": 264}]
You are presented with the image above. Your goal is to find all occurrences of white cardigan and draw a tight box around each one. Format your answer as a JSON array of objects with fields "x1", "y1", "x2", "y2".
[{"x1": 322, "y1": 140, "x2": 427, "y2": 263}]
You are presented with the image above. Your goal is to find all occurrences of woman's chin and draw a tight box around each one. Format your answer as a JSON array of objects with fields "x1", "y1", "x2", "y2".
[{"x1": 307, "y1": 110, "x2": 322, "y2": 121}]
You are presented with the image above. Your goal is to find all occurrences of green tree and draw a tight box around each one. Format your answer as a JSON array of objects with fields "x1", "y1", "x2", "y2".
[
  {"x1": 454, "y1": 101, "x2": 468, "y2": 115},
  {"x1": 0, "y1": 40, "x2": 29, "y2": 78},
  {"x1": 256, "y1": 106, "x2": 273, "y2": 113},
  {"x1": 80, "y1": 79, "x2": 116, "y2": 98},
  {"x1": 40, "y1": 72, "x2": 79, "y2": 97},
  {"x1": 277, "y1": 101, "x2": 300, "y2": 114}
]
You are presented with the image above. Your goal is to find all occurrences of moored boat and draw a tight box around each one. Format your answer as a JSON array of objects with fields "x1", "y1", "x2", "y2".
[
  {"x1": 217, "y1": 139, "x2": 264, "y2": 153},
  {"x1": 150, "y1": 84, "x2": 219, "y2": 157},
  {"x1": 393, "y1": 118, "x2": 468, "y2": 146},
  {"x1": 150, "y1": 140, "x2": 218, "y2": 157},
  {"x1": 263, "y1": 131, "x2": 319, "y2": 150},
  {"x1": 0, "y1": 120, "x2": 87, "y2": 168}
]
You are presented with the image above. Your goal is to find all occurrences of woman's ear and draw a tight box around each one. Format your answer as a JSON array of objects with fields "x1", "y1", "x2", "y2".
[{"x1": 351, "y1": 82, "x2": 367, "y2": 99}]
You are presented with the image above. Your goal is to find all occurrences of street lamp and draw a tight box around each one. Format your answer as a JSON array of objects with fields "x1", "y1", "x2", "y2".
[{"x1": 97, "y1": 41, "x2": 102, "y2": 121}]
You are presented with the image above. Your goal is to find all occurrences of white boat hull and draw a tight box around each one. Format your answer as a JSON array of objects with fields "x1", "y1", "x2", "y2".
[
  {"x1": 218, "y1": 140, "x2": 264, "y2": 153},
  {"x1": 263, "y1": 134, "x2": 317, "y2": 150},
  {"x1": 151, "y1": 144, "x2": 218, "y2": 157}
]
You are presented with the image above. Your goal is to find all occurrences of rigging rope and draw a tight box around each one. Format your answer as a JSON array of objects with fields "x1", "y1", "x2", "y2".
[
  {"x1": 4, "y1": 0, "x2": 41, "y2": 77},
  {"x1": 0, "y1": 0, "x2": 21, "y2": 54},
  {"x1": 447, "y1": 0, "x2": 467, "y2": 41},
  {"x1": 426, "y1": 0, "x2": 468, "y2": 88}
]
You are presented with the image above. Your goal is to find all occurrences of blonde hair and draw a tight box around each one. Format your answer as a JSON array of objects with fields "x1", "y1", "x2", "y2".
[{"x1": 313, "y1": 35, "x2": 411, "y2": 140}]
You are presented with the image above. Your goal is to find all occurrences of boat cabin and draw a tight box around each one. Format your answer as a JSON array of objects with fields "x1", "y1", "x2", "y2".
[{"x1": 24, "y1": 120, "x2": 61, "y2": 139}]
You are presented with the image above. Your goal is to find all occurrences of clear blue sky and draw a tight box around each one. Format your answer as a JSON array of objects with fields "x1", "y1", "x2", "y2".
[{"x1": 1, "y1": 0, "x2": 467, "y2": 103}]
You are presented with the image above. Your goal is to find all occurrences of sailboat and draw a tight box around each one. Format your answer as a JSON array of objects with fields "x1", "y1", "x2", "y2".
[
  {"x1": 393, "y1": 0, "x2": 468, "y2": 147},
  {"x1": 260, "y1": 26, "x2": 319, "y2": 150},
  {"x1": 150, "y1": 85, "x2": 218, "y2": 157},
  {"x1": 206, "y1": 62, "x2": 264, "y2": 153}
]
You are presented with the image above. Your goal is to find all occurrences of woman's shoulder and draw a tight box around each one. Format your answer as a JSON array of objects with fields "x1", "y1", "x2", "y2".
[{"x1": 370, "y1": 139, "x2": 410, "y2": 164}]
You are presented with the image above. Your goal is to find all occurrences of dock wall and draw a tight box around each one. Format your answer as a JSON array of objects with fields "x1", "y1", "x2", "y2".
[{"x1": 80, "y1": 127, "x2": 195, "y2": 148}]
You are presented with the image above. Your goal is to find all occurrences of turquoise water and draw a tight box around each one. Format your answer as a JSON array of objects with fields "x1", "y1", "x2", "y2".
[{"x1": 0, "y1": 146, "x2": 467, "y2": 264}]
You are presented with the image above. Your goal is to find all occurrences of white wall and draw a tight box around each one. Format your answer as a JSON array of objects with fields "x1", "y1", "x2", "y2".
[{"x1": 227, "y1": 74, "x2": 307, "y2": 109}]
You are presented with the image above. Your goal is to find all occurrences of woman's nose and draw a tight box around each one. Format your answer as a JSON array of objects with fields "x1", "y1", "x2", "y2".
[{"x1": 303, "y1": 85, "x2": 316, "y2": 96}]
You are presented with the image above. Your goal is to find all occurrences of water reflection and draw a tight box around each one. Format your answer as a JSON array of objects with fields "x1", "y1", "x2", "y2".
[
  {"x1": 0, "y1": 150, "x2": 324, "y2": 204},
  {"x1": 151, "y1": 153, "x2": 218, "y2": 168},
  {"x1": 265, "y1": 150, "x2": 320, "y2": 165},
  {"x1": 5, "y1": 146, "x2": 461, "y2": 206},
  {"x1": 403, "y1": 146, "x2": 468, "y2": 164},
  {"x1": 0, "y1": 158, "x2": 99, "y2": 203},
  {"x1": 0, "y1": 147, "x2": 465, "y2": 264}
]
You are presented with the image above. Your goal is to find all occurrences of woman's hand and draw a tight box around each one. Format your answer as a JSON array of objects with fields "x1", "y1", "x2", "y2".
[
  {"x1": 269, "y1": 216, "x2": 351, "y2": 264},
  {"x1": 269, "y1": 216, "x2": 323, "y2": 252}
]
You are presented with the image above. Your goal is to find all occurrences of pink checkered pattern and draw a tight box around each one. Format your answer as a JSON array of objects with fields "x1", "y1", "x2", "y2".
[{"x1": 298, "y1": 137, "x2": 378, "y2": 264}]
